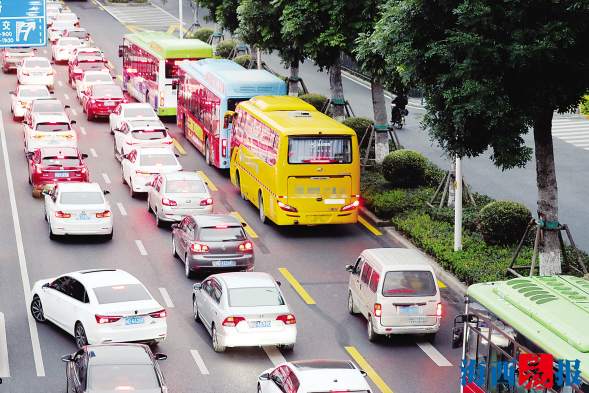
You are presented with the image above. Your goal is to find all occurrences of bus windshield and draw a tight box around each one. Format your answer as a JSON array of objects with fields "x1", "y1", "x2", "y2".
[{"x1": 288, "y1": 136, "x2": 352, "y2": 164}]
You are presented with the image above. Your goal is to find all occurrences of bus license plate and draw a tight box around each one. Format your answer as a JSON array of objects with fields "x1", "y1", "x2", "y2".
[
  {"x1": 77, "y1": 213, "x2": 90, "y2": 220},
  {"x1": 399, "y1": 305, "x2": 420, "y2": 315},
  {"x1": 213, "y1": 260, "x2": 236, "y2": 267},
  {"x1": 125, "y1": 316, "x2": 144, "y2": 325},
  {"x1": 249, "y1": 320, "x2": 271, "y2": 329},
  {"x1": 55, "y1": 172, "x2": 69, "y2": 178}
]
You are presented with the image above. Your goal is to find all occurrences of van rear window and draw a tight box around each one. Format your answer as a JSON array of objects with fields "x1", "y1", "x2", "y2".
[{"x1": 382, "y1": 271, "x2": 436, "y2": 297}]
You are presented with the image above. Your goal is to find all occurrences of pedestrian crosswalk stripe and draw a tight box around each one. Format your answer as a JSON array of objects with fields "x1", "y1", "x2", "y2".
[
  {"x1": 551, "y1": 117, "x2": 589, "y2": 150},
  {"x1": 103, "y1": 4, "x2": 179, "y2": 32}
]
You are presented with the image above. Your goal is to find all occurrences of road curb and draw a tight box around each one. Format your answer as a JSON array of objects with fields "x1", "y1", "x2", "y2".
[{"x1": 359, "y1": 208, "x2": 467, "y2": 297}]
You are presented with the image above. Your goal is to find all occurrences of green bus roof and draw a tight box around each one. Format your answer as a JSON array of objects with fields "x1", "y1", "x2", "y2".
[
  {"x1": 124, "y1": 31, "x2": 213, "y2": 59},
  {"x1": 469, "y1": 275, "x2": 589, "y2": 378}
]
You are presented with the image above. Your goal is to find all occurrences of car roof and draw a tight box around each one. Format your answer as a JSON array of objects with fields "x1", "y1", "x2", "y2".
[
  {"x1": 86, "y1": 344, "x2": 152, "y2": 366},
  {"x1": 23, "y1": 56, "x2": 50, "y2": 64},
  {"x1": 33, "y1": 112, "x2": 70, "y2": 122},
  {"x1": 126, "y1": 119, "x2": 165, "y2": 130},
  {"x1": 18, "y1": 84, "x2": 48, "y2": 91},
  {"x1": 121, "y1": 103, "x2": 153, "y2": 110},
  {"x1": 361, "y1": 248, "x2": 434, "y2": 271},
  {"x1": 56, "y1": 182, "x2": 102, "y2": 192},
  {"x1": 286, "y1": 360, "x2": 369, "y2": 390},
  {"x1": 39, "y1": 147, "x2": 79, "y2": 157},
  {"x1": 191, "y1": 214, "x2": 241, "y2": 228},
  {"x1": 216, "y1": 272, "x2": 276, "y2": 289},
  {"x1": 83, "y1": 70, "x2": 111, "y2": 77},
  {"x1": 136, "y1": 147, "x2": 174, "y2": 155},
  {"x1": 67, "y1": 27, "x2": 86, "y2": 32},
  {"x1": 69, "y1": 269, "x2": 140, "y2": 288},
  {"x1": 162, "y1": 171, "x2": 204, "y2": 182}
]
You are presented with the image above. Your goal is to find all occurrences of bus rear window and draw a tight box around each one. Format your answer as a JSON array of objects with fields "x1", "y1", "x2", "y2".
[
  {"x1": 165, "y1": 59, "x2": 184, "y2": 79},
  {"x1": 288, "y1": 137, "x2": 352, "y2": 164},
  {"x1": 382, "y1": 271, "x2": 436, "y2": 297}
]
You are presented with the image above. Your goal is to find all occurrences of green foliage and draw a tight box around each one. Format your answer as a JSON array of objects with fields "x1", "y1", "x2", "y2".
[
  {"x1": 233, "y1": 54, "x2": 253, "y2": 68},
  {"x1": 215, "y1": 39, "x2": 237, "y2": 59},
  {"x1": 381, "y1": 149, "x2": 429, "y2": 188},
  {"x1": 580, "y1": 95, "x2": 589, "y2": 115},
  {"x1": 366, "y1": 188, "x2": 433, "y2": 218},
  {"x1": 197, "y1": 0, "x2": 240, "y2": 32},
  {"x1": 342, "y1": 117, "x2": 373, "y2": 144},
  {"x1": 298, "y1": 93, "x2": 328, "y2": 112},
  {"x1": 477, "y1": 201, "x2": 532, "y2": 246},
  {"x1": 186, "y1": 28, "x2": 214, "y2": 43},
  {"x1": 428, "y1": 206, "x2": 480, "y2": 233}
]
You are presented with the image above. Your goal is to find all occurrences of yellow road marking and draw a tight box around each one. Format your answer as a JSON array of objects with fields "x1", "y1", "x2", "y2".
[
  {"x1": 125, "y1": 24, "x2": 139, "y2": 33},
  {"x1": 358, "y1": 216, "x2": 382, "y2": 236},
  {"x1": 116, "y1": 74, "x2": 123, "y2": 82},
  {"x1": 437, "y1": 280, "x2": 447, "y2": 289},
  {"x1": 196, "y1": 171, "x2": 218, "y2": 192},
  {"x1": 345, "y1": 346, "x2": 394, "y2": 393},
  {"x1": 278, "y1": 268, "x2": 316, "y2": 305},
  {"x1": 230, "y1": 212, "x2": 258, "y2": 238},
  {"x1": 172, "y1": 138, "x2": 186, "y2": 156},
  {"x1": 166, "y1": 25, "x2": 176, "y2": 34}
]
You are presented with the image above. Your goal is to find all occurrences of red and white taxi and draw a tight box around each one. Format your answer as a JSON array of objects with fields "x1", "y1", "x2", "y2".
[
  {"x1": 81, "y1": 84, "x2": 126, "y2": 121},
  {"x1": 27, "y1": 147, "x2": 89, "y2": 193}
]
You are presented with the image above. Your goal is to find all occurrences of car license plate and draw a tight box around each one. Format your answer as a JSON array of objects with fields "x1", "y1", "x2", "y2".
[
  {"x1": 408, "y1": 316, "x2": 428, "y2": 325},
  {"x1": 399, "y1": 305, "x2": 420, "y2": 315},
  {"x1": 249, "y1": 320, "x2": 271, "y2": 329},
  {"x1": 125, "y1": 316, "x2": 144, "y2": 325},
  {"x1": 55, "y1": 172, "x2": 69, "y2": 178},
  {"x1": 104, "y1": 101, "x2": 114, "y2": 106},
  {"x1": 33, "y1": 72, "x2": 45, "y2": 76},
  {"x1": 77, "y1": 213, "x2": 90, "y2": 220},
  {"x1": 213, "y1": 260, "x2": 236, "y2": 267}
]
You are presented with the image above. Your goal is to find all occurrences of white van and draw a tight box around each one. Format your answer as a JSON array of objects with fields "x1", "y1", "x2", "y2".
[{"x1": 346, "y1": 248, "x2": 442, "y2": 341}]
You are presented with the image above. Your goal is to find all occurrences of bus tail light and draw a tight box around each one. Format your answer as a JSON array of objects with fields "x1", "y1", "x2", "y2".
[
  {"x1": 373, "y1": 303, "x2": 382, "y2": 318},
  {"x1": 238, "y1": 240, "x2": 254, "y2": 253},
  {"x1": 200, "y1": 198, "x2": 213, "y2": 206},
  {"x1": 278, "y1": 201, "x2": 297, "y2": 213},
  {"x1": 161, "y1": 198, "x2": 177, "y2": 206},
  {"x1": 341, "y1": 200, "x2": 360, "y2": 212},
  {"x1": 276, "y1": 314, "x2": 296, "y2": 325},
  {"x1": 55, "y1": 211, "x2": 71, "y2": 218},
  {"x1": 222, "y1": 139, "x2": 227, "y2": 157},
  {"x1": 222, "y1": 316, "x2": 245, "y2": 327},
  {"x1": 190, "y1": 243, "x2": 209, "y2": 253}
]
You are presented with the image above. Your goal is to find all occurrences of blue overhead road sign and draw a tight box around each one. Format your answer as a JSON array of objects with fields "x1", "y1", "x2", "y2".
[{"x1": 0, "y1": 0, "x2": 46, "y2": 48}]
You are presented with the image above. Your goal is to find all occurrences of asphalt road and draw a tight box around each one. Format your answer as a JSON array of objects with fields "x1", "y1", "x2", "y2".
[{"x1": 0, "y1": 1, "x2": 463, "y2": 392}]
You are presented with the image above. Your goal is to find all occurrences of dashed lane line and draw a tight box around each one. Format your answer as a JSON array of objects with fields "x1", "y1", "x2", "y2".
[
  {"x1": 230, "y1": 211, "x2": 258, "y2": 238},
  {"x1": 63, "y1": 93, "x2": 70, "y2": 100},
  {"x1": 278, "y1": 268, "x2": 316, "y2": 305},
  {"x1": 263, "y1": 346, "x2": 286, "y2": 367},
  {"x1": 71, "y1": 109, "x2": 78, "y2": 117},
  {"x1": 416, "y1": 342, "x2": 453, "y2": 367},
  {"x1": 57, "y1": 80, "x2": 63, "y2": 87},
  {"x1": 101, "y1": 173, "x2": 111, "y2": 185},
  {"x1": 172, "y1": 138, "x2": 186, "y2": 156},
  {"x1": 158, "y1": 288, "x2": 175, "y2": 308},
  {"x1": 345, "y1": 346, "x2": 394, "y2": 393},
  {"x1": 0, "y1": 313, "x2": 9, "y2": 377},
  {"x1": 135, "y1": 240, "x2": 148, "y2": 256},
  {"x1": 0, "y1": 112, "x2": 45, "y2": 376},
  {"x1": 190, "y1": 350, "x2": 210, "y2": 375},
  {"x1": 358, "y1": 216, "x2": 383, "y2": 236},
  {"x1": 116, "y1": 202, "x2": 127, "y2": 216},
  {"x1": 79, "y1": 125, "x2": 86, "y2": 135},
  {"x1": 89, "y1": 148, "x2": 97, "y2": 158},
  {"x1": 197, "y1": 171, "x2": 218, "y2": 192}
]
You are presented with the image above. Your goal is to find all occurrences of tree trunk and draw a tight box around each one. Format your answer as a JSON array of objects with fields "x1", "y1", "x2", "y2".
[
  {"x1": 288, "y1": 61, "x2": 299, "y2": 96},
  {"x1": 371, "y1": 80, "x2": 389, "y2": 162},
  {"x1": 329, "y1": 57, "x2": 346, "y2": 120},
  {"x1": 534, "y1": 109, "x2": 561, "y2": 275}
]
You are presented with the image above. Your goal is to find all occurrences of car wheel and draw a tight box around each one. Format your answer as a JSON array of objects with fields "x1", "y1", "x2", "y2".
[
  {"x1": 348, "y1": 291, "x2": 358, "y2": 315},
  {"x1": 184, "y1": 254, "x2": 193, "y2": 279},
  {"x1": 192, "y1": 296, "x2": 200, "y2": 322},
  {"x1": 49, "y1": 224, "x2": 57, "y2": 240},
  {"x1": 257, "y1": 383, "x2": 262, "y2": 393},
  {"x1": 172, "y1": 237, "x2": 179, "y2": 258},
  {"x1": 258, "y1": 192, "x2": 267, "y2": 224},
  {"x1": 279, "y1": 343, "x2": 294, "y2": 352},
  {"x1": 155, "y1": 210, "x2": 164, "y2": 228},
  {"x1": 105, "y1": 229, "x2": 113, "y2": 241},
  {"x1": 147, "y1": 195, "x2": 152, "y2": 212},
  {"x1": 236, "y1": 172, "x2": 245, "y2": 200},
  {"x1": 30, "y1": 296, "x2": 46, "y2": 323},
  {"x1": 74, "y1": 322, "x2": 88, "y2": 349},
  {"x1": 205, "y1": 138, "x2": 211, "y2": 166},
  {"x1": 87, "y1": 108, "x2": 94, "y2": 121},
  {"x1": 212, "y1": 325, "x2": 226, "y2": 353},
  {"x1": 367, "y1": 316, "x2": 379, "y2": 343},
  {"x1": 129, "y1": 180, "x2": 137, "y2": 198}
]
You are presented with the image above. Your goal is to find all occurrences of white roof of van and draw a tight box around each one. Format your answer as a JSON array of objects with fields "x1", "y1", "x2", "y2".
[{"x1": 362, "y1": 248, "x2": 433, "y2": 271}]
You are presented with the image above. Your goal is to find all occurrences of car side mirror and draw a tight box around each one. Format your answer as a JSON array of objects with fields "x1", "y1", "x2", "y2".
[
  {"x1": 276, "y1": 281, "x2": 282, "y2": 287},
  {"x1": 192, "y1": 282, "x2": 202, "y2": 291},
  {"x1": 259, "y1": 372, "x2": 270, "y2": 381},
  {"x1": 26, "y1": 152, "x2": 34, "y2": 159},
  {"x1": 360, "y1": 370, "x2": 367, "y2": 377},
  {"x1": 81, "y1": 153, "x2": 88, "y2": 159},
  {"x1": 175, "y1": 153, "x2": 180, "y2": 158},
  {"x1": 103, "y1": 190, "x2": 110, "y2": 195},
  {"x1": 8, "y1": 91, "x2": 15, "y2": 95},
  {"x1": 42, "y1": 282, "x2": 50, "y2": 288},
  {"x1": 61, "y1": 354, "x2": 73, "y2": 362},
  {"x1": 154, "y1": 353, "x2": 167, "y2": 361},
  {"x1": 70, "y1": 120, "x2": 77, "y2": 125},
  {"x1": 118, "y1": 45, "x2": 124, "y2": 58},
  {"x1": 345, "y1": 264, "x2": 355, "y2": 273},
  {"x1": 65, "y1": 104, "x2": 71, "y2": 109},
  {"x1": 241, "y1": 222, "x2": 248, "y2": 228}
]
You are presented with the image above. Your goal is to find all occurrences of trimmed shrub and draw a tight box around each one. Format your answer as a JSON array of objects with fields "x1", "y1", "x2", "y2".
[
  {"x1": 428, "y1": 206, "x2": 480, "y2": 233},
  {"x1": 423, "y1": 161, "x2": 446, "y2": 186},
  {"x1": 233, "y1": 54, "x2": 253, "y2": 68},
  {"x1": 298, "y1": 93, "x2": 328, "y2": 112},
  {"x1": 366, "y1": 187, "x2": 433, "y2": 218},
  {"x1": 381, "y1": 149, "x2": 429, "y2": 188},
  {"x1": 342, "y1": 117, "x2": 373, "y2": 145},
  {"x1": 187, "y1": 28, "x2": 214, "y2": 43},
  {"x1": 580, "y1": 95, "x2": 589, "y2": 115},
  {"x1": 477, "y1": 201, "x2": 532, "y2": 245},
  {"x1": 215, "y1": 39, "x2": 237, "y2": 59}
]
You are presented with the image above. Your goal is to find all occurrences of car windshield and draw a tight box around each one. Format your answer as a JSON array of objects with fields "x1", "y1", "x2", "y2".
[
  {"x1": 52, "y1": 22, "x2": 74, "y2": 30},
  {"x1": 59, "y1": 37, "x2": 80, "y2": 46},
  {"x1": 35, "y1": 122, "x2": 71, "y2": 132},
  {"x1": 93, "y1": 284, "x2": 151, "y2": 304},
  {"x1": 25, "y1": 59, "x2": 50, "y2": 68},
  {"x1": 131, "y1": 130, "x2": 167, "y2": 140},
  {"x1": 139, "y1": 154, "x2": 177, "y2": 166},
  {"x1": 125, "y1": 107, "x2": 156, "y2": 118},
  {"x1": 67, "y1": 31, "x2": 87, "y2": 39},
  {"x1": 86, "y1": 73, "x2": 111, "y2": 83},
  {"x1": 382, "y1": 271, "x2": 437, "y2": 297},
  {"x1": 33, "y1": 101, "x2": 63, "y2": 113},
  {"x1": 199, "y1": 227, "x2": 246, "y2": 242},
  {"x1": 6, "y1": 48, "x2": 33, "y2": 54},
  {"x1": 42, "y1": 156, "x2": 80, "y2": 167},
  {"x1": 57, "y1": 14, "x2": 77, "y2": 21},
  {"x1": 228, "y1": 287, "x2": 284, "y2": 307},
  {"x1": 78, "y1": 61, "x2": 106, "y2": 71},
  {"x1": 166, "y1": 180, "x2": 206, "y2": 193},
  {"x1": 88, "y1": 364, "x2": 159, "y2": 390},
  {"x1": 93, "y1": 85, "x2": 123, "y2": 98},
  {"x1": 19, "y1": 88, "x2": 49, "y2": 98},
  {"x1": 59, "y1": 191, "x2": 104, "y2": 205}
]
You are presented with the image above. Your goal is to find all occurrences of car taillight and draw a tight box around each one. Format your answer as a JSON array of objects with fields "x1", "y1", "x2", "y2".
[
  {"x1": 55, "y1": 211, "x2": 71, "y2": 218},
  {"x1": 200, "y1": 198, "x2": 213, "y2": 206},
  {"x1": 276, "y1": 314, "x2": 296, "y2": 325},
  {"x1": 149, "y1": 309, "x2": 167, "y2": 318},
  {"x1": 373, "y1": 303, "x2": 382, "y2": 318},
  {"x1": 222, "y1": 139, "x2": 227, "y2": 157},
  {"x1": 190, "y1": 243, "x2": 209, "y2": 253},
  {"x1": 163, "y1": 140, "x2": 173, "y2": 144},
  {"x1": 277, "y1": 200, "x2": 297, "y2": 212},
  {"x1": 222, "y1": 316, "x2": 245, "y2": 327},
  {"x1": 34, "y1": 164, "x2": 42, "y2": 174},
  {"x1": 135, "y1": 170, "x2": 151, "y2": 175},
  {"x1": 96, "y1": 210, "x2": 111, "y2": 218},
  {"x1": 238, "y1": 240, "x2": 253, "y2": 253},
  {"x1": 95, "y1": 314, "x2": 121, "y2": 324},
  {"x1": 125, "y1": 141, "x2": 137, "y2": 145},
  {"x1": 161, "y1": 197, "x2": 177, "y2": 206},
  {"x1": 436, "y1": 303, "x2": 442, "y2": 318},
  {"x1": 81, "y1": 167, "x2": 87, "y2": 174},
  {"x1": 341, "y1": 200, "x2": 360, "y2": 212}
]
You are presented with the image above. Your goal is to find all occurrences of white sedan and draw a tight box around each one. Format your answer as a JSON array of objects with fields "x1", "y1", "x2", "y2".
[
  {"x1": 192, "y1": 272, "x2": 297, "y2": 352},
  {"x1": 43, "y1": 182, "x2": 113, "y2": 239},
  {"x1": 75, "y1": 70, "x2": 114, "y2": 102},
  {"x1": 109, "y1": 103, "x2": 159, "y2": 134},
  {"x1": 30, "y1": 269, "x2": 167, "y2": 349},
  {"x1": 48, "y1": 20, "x2": 76, "y2": 43},
  {"x1": 52, "y1": 37, "x2": 82, "y2": 63},
  {"x1": 17, "y1": 57, "x2": 55, "y2": 90},
  {"x1": 9, "y1": 85, "x2": 50, "y2": 121},
  {"x1": 114, "y1": 119, "x2": 172, "y2": 158},
  {"x1": 25, "y1": 112, "x2": 77, "y2": 154},
  {"x1": 121, "y1": 147, "x2": 182, "y2": 198}
]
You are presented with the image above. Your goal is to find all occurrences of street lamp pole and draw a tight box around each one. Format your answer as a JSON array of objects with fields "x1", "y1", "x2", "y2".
[
  {"x1": 178, "y1": 0, "x2": 183, "y2": 39},
  {"x1": 454, "y1": 155, "x2": 463, "y2": 251}
]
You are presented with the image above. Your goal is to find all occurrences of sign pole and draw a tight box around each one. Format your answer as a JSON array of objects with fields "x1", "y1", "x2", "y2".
[
  {"x1": 178, "y1": 0, "x2": 183, "y2": 39},
  {"x1": 454, "y1": 155, "x2": 463, "y2": 251}
]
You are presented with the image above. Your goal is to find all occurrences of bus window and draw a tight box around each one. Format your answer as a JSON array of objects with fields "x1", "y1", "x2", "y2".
[
  {"x1": 227, "y1": 98, "x2": 248, "y2": 112},
  {"x1": 165, "y1": 59, "x2": 183, "y2": 79},
  {"x1": 288, "y1": 137, "x2": 352, "y2": 164}
]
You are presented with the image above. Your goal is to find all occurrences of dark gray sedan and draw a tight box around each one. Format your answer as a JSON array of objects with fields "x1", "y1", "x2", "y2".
[
  {"x1": 61, "y1": 343, "x2": 167, "y2": 393},
  {"x1": 172, "y1": 214, "x2": 255, "y2": 278}
]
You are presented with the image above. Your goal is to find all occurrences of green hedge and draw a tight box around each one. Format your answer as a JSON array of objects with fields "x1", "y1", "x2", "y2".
[
  {"x1": 382, "y1": 149, "x2": 429, "y2": 188},
  {"x1": 477, "y1": 201, "x2": 532, "y2": 245},
  {"x1": 187, "y1": 28, "x2": 214, "y2": 43},
  {"x1": 298, "y1": 93, "x2": 328, "y2": 112},
  {"x1": 342, "y1": 117, "x2": 373, "y2": 145},
  {"x1": 215, "y1": 39, "x2": 237, "y2": 59},
  {"x1": 233, "y1": 54, "x2": 253, "y2": 68},
  {"x1": 580, "y1": 95, "x2": 589, "y2": 115},
  {"x1": 365, "y1": 187, "x2": 433, "y2": 218}
]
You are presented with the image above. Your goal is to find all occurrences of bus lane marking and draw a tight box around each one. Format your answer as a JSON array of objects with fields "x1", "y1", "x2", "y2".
[
  {"x1": 278, "y1": 268, "x2": 316, "y2": 305},
  {"x1": 416, "y1": 342, "x2": 452, "y2": 367},
  {"x1": 172, "y1": 138, "x2": 186, "y2": 156},
  {"x1": 0, "y1": 312, "x2": 10, "y2": 377},
  {"x1": 230, "y1": 211, "x2": 258, "y2": 238},
  {"x1": 358, "y1": 216, "x2": 383, "y2": 236},
  {"x1": 197, "y1": 171, "x2": 218, "y2": 192},
  {"x1": 345, "y1": 346, "x2": 394, "y2": 393},
  {"x1": 190, "y1": 350, "x2": 210, "y2": 375}
]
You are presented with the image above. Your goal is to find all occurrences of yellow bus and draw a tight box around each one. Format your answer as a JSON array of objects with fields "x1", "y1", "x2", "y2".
[{"x1": 230, "y1": 96, "x2": 360, "y2": 225}]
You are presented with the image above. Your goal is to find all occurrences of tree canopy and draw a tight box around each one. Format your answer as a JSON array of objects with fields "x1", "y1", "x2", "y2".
[{"x1": 197, "y1": 0, "x2": 240, "y2": 33}]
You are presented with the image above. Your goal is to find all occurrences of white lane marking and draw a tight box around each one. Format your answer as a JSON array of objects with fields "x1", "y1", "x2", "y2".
[
  {"x1": 0, "y1": 312, "x2": 10, "y2": 377},
  {"x1": 116, "y1": 202, "x2": 127, "y2": 216},
  {"x1": 64, "y1": 93, "x2": 70, "y2": 100},
  {"x1": 57, "y1": 80, "x2": 64, "y2": 87},
  {"x1": 0, "y1": 112, "x2": 45, "y2": 376},
  {"x1": 42, "y1": 49, "x2": 48, "y2": 55},
  {"x1": 158, "y1": 288, "x2": 174, "y2": 308},
  {"x1": 71, "y1": 109, "x2": 78, "y2": 117},
  {"x1": 417, "y1": 342, "x2": 452, "y2": 367},
  {"x1": 190, "y1": 350, "x2": 210, "y2": 375},
  {"x1": 135, "y1": 239, "x2": 148, "y2": 256},
  {"x1": 89, "y1": 148, "x2": 98, "y2": 158},
  {"x1": 101, "y1": 173, "x2": 111, "y2": 184},
  {"x1": 79, "y1": 126, "x2": 86, "y2": 135},
  {"x1": 263, "y1": 346, "x2": 286, "y2": 366}
]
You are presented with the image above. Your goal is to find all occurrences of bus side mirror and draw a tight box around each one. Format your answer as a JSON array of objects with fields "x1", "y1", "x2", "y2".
[
  {"x1": 223, "y1": 110, "x2": 235, "y2": 128},
  {"x1": 452, "y1": 326, "x2": 463, "y2": 348},
  {"x1": 118, "y1": 45, "x2": 125, "y2": 58},
  {"x1": 172, "y1": 80, "x2": 179, "y2": 89}
]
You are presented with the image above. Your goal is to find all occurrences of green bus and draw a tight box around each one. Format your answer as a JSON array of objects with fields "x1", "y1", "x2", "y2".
[
  {"x1": 118, "y1": 31, "x2": 213, "y2": 116},
  {"x1": 454, "y1": 275, "x2": 589, "y2": 393}
]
